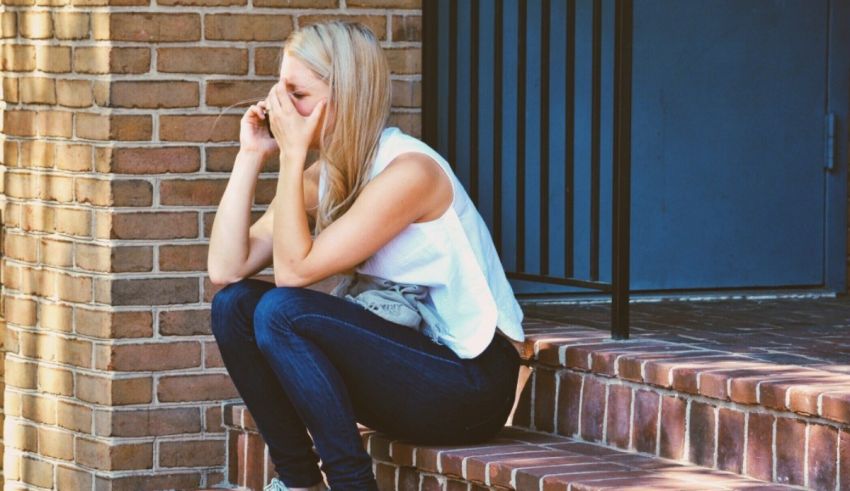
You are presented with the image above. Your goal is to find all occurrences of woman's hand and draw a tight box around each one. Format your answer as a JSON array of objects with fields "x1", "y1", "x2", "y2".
[
  {"x1": 266, "y1": 82, "x2": 327, "y2": 163},
  {"x1": 239, "y1": 100, "x2": 279, "y2": 159}
]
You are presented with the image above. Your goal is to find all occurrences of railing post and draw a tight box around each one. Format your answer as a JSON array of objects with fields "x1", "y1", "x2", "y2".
[{"x1": 611, "y1": 0, "x2": 633, "y2": 340}]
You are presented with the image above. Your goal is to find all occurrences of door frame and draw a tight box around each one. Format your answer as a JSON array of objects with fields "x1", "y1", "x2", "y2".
[{"x1": 825, "y1": 0, "x2": 849, "y2": 294}]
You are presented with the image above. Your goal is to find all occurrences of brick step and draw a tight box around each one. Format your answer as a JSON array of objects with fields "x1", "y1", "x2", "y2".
[
  {"x1": 510, "y1": 321, "x2": 850, "y2": 490},
  {"x1": 212, "y1": 318, "x2": 850, "y2": 490},
  {"x1": 220, "y1": 403, "x2": 801, "y2": 490}
]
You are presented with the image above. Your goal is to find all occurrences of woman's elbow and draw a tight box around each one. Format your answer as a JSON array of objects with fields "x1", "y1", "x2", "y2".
[
  {"x1": 273, "y1": 275, "x2": 301, "y2": 288},
  {"x1": 208, "y1": 264, "x2": 242, "y2": 287},
  {"x1": 273, "y1": 269, "x2": 310, "y2": 288},
  {"x1": 209, "y1": 272, "x2": 236, "y2": 287}
]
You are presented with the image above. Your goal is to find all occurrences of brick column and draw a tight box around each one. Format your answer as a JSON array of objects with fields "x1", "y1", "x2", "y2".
[{"x1": 0, "y1": 0, "x2": 421, "y2": 488}]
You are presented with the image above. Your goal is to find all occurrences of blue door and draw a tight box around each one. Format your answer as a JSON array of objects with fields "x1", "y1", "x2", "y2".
[{"x1": 423, "y1": 0, "x2": 849, "y2": 296}]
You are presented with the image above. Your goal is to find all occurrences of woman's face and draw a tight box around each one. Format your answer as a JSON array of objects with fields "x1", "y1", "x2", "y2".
[{"x1": 278, "y1": 52, "x2": 333, "y2": 147}]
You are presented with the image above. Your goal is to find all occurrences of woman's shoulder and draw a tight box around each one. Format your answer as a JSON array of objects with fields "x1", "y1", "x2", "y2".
[
  {"x1": 378, "y1": 127, "x2": 437, "y2": 158},
  {"x1": 373, "y1": 127, "x2": 448, "y2": 178}
]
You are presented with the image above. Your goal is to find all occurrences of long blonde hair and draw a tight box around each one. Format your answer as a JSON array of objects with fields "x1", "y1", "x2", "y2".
[{"x1": 282, "y1": 21, "x2": 392, "y2": 234}]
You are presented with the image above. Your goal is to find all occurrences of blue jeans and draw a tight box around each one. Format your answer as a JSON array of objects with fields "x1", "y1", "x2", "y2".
[{"x1": 210, "y1": 278, "x2": 521, "y2": 490}]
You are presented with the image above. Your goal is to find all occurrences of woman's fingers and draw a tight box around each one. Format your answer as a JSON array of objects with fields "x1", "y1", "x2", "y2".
[
  {"x1": 248, "y1": 104, "x2": 264, "y2": 122},
  {"x1": 267, "y1": 83, "x2": 282, "y2": 113},
  {"x1": 277, "y1": 83, "x2": 297, "y2": 114},
  {"x1": 272, "y1": 82, "x2": 298, "y2": 118},
  {"x1": 256, "y1": 100, "x2": 269, "y2": 119}
]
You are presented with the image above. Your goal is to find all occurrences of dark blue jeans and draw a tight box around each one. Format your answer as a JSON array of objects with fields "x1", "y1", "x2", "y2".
[{"x1": 210, "y1": 278, "x2": 521, "y2": 490}]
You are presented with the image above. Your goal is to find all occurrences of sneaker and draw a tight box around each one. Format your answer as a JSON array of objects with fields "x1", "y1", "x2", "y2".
[
  {"x1": 263, "y1": 477, "x2": 329, "y2": 491},
  {"x1": 264, "y1": 478, "x2": 289, "y2": 491}
]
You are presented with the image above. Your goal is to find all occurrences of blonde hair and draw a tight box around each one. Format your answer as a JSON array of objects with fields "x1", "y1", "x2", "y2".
[{"x1": 282, "y1": 21, "x2": 392, "y2": 235}]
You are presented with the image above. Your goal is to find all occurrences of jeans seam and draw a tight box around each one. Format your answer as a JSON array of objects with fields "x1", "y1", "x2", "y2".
[{"x1": 288, "y1": 312, "x2": 465, "y2": 368}]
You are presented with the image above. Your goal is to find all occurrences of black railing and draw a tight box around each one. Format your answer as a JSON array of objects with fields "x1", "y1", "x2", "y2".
[{"x1": 422, "y1": 0, "x2": 632, "y2": 339}]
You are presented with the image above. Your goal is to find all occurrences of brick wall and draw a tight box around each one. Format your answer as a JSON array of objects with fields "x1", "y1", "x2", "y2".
[
  {"x1": 0, "y1": 1, "x2": 847, "y2": 490},
  {"x1": 0, "y1": 0, "x2": 421, "y2": 488}
]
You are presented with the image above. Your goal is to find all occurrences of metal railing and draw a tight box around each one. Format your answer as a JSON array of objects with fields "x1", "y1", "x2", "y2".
[{"x1": 422, "y1": 0, "x2": 633, "y2": 339}]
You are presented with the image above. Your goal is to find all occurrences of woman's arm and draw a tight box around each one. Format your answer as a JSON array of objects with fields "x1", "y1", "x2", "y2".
[
  {"x1": 207, "y1": 157, "x2": 320, "y2": 286},
  {"x1": 272, "y1": 150, "x2": 450, "y2": 287},
  {"x1": 206, "y1": 150, "x2": 267, "y2": 285}
]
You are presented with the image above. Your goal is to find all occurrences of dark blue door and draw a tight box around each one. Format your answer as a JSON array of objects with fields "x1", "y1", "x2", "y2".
[
  {"x1": 631, "y1": 0, "x2": 832, "y2": 291},
  {"x1": 424, "y1": 0, "x2": 849, "y2": 296}
]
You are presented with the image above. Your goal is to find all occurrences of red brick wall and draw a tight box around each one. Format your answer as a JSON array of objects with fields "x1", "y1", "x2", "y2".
[{"x1": 0, "y1": 0, "x2": 421, "y2": 488}]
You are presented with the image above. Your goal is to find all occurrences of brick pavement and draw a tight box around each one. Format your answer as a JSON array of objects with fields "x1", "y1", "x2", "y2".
[{"x1": 524, "y1": 295, "x2": 850, "y2": 372}]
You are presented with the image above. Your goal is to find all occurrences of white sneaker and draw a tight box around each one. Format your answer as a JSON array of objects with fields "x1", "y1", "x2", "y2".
[
  {"x1": 264, "y1": 478, "x2": 290, "y2": 491},
  {"x1": 263, "y1": 477, "x2": 329, "y2": 491}
]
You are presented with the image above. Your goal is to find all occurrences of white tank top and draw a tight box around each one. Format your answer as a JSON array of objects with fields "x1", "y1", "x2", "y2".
[{"x1": 319, "y1": 126, "x2": 525, "y2": 359}]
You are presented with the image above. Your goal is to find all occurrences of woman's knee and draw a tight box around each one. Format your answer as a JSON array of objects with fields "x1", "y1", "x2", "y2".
[
  {"x1": 252, "y1": 286, "x2": 317, "y2": 349},
  {"x1": 210, "y1": 278, "x2": 274, "y2": 343}
]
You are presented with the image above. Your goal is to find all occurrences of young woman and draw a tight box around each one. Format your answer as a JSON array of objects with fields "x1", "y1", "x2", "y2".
[{"x1": 207, "y1": 21, "x2": 525, "y2": 491}]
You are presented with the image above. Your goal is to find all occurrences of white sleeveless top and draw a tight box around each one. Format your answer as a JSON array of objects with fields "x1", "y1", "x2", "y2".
[{"x1": 319, "y1": 126, "x2": 525, "y2": 359}]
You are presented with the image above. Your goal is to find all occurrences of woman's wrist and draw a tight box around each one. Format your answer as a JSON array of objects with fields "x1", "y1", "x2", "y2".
[
  {"x1": 280, "y1": 148, "x2": 308, "y2": 172},
  {"x1": 237, "y1": 147, "x2": 270, "y2": 160},
  {"x1": 234, "y1": 148, "x2": 270, "y2": 171}
]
